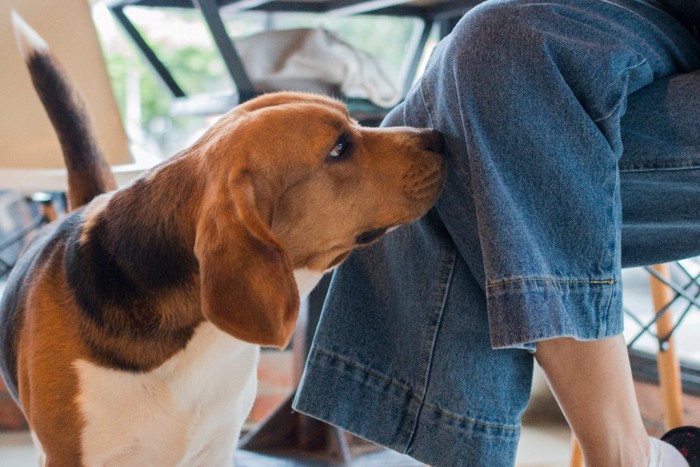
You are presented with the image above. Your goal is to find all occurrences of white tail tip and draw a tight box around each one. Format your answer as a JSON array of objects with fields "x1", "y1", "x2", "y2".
[{"x1": 11, "y1": 11, "x2": 48, "y2": 60}]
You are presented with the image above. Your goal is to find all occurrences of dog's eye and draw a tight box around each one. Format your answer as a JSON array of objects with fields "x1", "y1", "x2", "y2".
[{"x1": 328, "y1": 135, "x2": 351, "y2": 161}]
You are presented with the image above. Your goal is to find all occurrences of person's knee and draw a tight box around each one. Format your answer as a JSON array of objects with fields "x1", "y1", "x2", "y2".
[
  {"x1": 445, "y1": 1, "x2": 550, "y2": 71},
  {"x1": 436, "y1": 1, "x2": 638, "y2": 122}
]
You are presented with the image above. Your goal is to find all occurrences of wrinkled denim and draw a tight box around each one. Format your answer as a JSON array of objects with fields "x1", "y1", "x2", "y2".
[{"x1": 294, "y1": 0, "x2": 700, "y2": 465}]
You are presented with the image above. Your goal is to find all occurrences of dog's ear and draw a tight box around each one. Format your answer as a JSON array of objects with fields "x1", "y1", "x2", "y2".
[{"x1": 194, "y1": 173, "x2": 299, "y2": 348}]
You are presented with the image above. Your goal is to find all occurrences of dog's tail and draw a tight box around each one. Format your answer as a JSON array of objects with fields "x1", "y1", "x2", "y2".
[{"x1": 12, "y1": 12, "x2": 117, "y2": 210}]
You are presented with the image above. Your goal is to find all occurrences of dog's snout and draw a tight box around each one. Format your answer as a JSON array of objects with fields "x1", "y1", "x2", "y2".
[{"x1": 422, "y1": 130, "x2": 445, "y2": 154}]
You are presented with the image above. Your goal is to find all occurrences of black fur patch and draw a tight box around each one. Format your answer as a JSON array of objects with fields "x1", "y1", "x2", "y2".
[
  {"x1": 66, "y1": 210, "x2": 196, "y2": 332},
  {"x1": 80, "y1": 325, "x2": 197, "y2": 373},
  {"x1": 61, "y1": 179, "x2": 200, "y2": 372},
  {"x1": 63, "y1": 202, "x2": 200, "y2": 370},
  {"x1": 65, "y1": 215, "x2": 146, "y2": 334}
]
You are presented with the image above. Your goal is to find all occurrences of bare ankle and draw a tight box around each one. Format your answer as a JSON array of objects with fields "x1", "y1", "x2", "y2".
[{"x1": 579, "y1": 430, "x2": 649, "y2": 467}]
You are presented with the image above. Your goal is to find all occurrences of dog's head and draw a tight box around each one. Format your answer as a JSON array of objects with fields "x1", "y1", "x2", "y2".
[{"x1": 193, "y1": 92, "x2": 445, "y2": 347}]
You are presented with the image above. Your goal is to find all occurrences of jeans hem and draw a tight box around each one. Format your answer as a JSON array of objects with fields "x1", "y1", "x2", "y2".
[
  {"x1": 486, "y1": 277, "x2": 623, "y2": 349},
  {"x1": 619, "y1": 162, "x2": 700, "y2": 172},
  {"x1": 293, "y1": 348, "x2": 521, "y2": 466}
]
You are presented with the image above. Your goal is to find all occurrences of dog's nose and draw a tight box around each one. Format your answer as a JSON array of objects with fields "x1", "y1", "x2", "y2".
[{"x1": 422, "y1": 129, "x2": 445, "y2": 154}]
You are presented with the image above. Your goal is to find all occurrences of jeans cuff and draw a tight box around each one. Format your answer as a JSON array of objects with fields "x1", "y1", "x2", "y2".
[{"x1": 486, "y1": 277, "x2": 623, "y2": 350}]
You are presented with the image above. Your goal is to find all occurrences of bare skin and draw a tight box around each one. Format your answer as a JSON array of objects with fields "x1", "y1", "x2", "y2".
[{"x1": 535, "y1": 336, "x2": 650, "y2": 467}]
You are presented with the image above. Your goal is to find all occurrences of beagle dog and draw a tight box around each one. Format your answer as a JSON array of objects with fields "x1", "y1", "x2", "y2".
[{"x1": 0, "y1": 15, "x2": 445, "y2": 466}]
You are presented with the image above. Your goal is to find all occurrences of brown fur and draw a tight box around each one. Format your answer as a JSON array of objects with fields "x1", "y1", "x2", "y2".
[{"x1": 18, "y1": 250, "x2": 87, "y2": 465}]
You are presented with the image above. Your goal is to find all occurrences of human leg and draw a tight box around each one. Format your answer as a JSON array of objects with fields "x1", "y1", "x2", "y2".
[
  {"x1": 295, "y1": 1, "x2": 700, "y2": 465},
  {"x1": 620, "y1": 70, "x2": 700, "y2": 267},
  {"x1": 536, "y1": 336, "x2": 649, "y2": 466},
  {"x1": 421, "y1": 0, "x2": 700, "y2": 350},
  {"x1": 539, "y1": 66, "x2": 700, "y2": 467},
  {"x1": 425, "y1": 9, "x2": 699, "y2": 462}
]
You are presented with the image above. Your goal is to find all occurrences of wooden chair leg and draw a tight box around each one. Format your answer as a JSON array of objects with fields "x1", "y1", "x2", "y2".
[
  {"x1": 570, "y1": 435, "x2": 584, "y2": 467},
  {"x1": 649, "y1": 264, "x2": 684, "y2": 429}
]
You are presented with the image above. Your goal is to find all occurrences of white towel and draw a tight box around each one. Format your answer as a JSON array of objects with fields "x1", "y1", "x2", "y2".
[{"x1": 235, "y1": 28, "x2": 401, "y2": 107}]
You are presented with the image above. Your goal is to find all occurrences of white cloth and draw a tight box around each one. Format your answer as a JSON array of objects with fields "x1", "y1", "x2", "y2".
[
  {"x1": 235, "y1": 28, "x2": 401, "y2": 107},
  {"x1": 649, "y1": 436, "x2": 689, "y2": 467}
]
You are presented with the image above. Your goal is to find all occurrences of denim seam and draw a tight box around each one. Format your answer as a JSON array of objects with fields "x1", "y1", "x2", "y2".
[
  {"x1": 486, "y1": 277, "x2": 619, "y2": 289},
  {"x1": 591, "y1": 58, "x2": 648, "y2": 123},
  {"x1": 418, "y1": 81, "x2": 478, "y2": 200},
  {"x1": 419, "y1": 79, "x2": 436, "y2": 129},
  {"x1": 603, "y1": 137, "x2": 619, "y2": 336},
  {"x1": 311, "y1": 348, "x2": 519, "y2": 431},
  {"x1": 406, "y1": 242, "x2": 456, "y2": 451},
  {"x1": 620, "y1": 164, "x2": 700, "y2": 173},
  {"x1": 420, "y1": 79, "x2": 479, "y2": 199},
  {"x1": 600, "y1": 269, "x2": 616, "y2": 336},
  {"x1": 420, "y1": 78, "x2": 477, "y2": 200},
  {"x1": 488, "y1": 278, "x2": 622, "y2": 347}
]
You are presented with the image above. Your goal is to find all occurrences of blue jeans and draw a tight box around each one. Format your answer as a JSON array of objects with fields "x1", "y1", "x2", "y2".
[{"x1": 294, "y1": 0, "x2": 700, "y2": 465}]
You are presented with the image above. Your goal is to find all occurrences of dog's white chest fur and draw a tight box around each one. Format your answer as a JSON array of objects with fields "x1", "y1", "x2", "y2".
[
  {"x1": 74, "y1": 323, "x2": 259, "y2": 467},
  {"x1": 70, "y1": 269, "x2": 324, "y2": 466}
]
